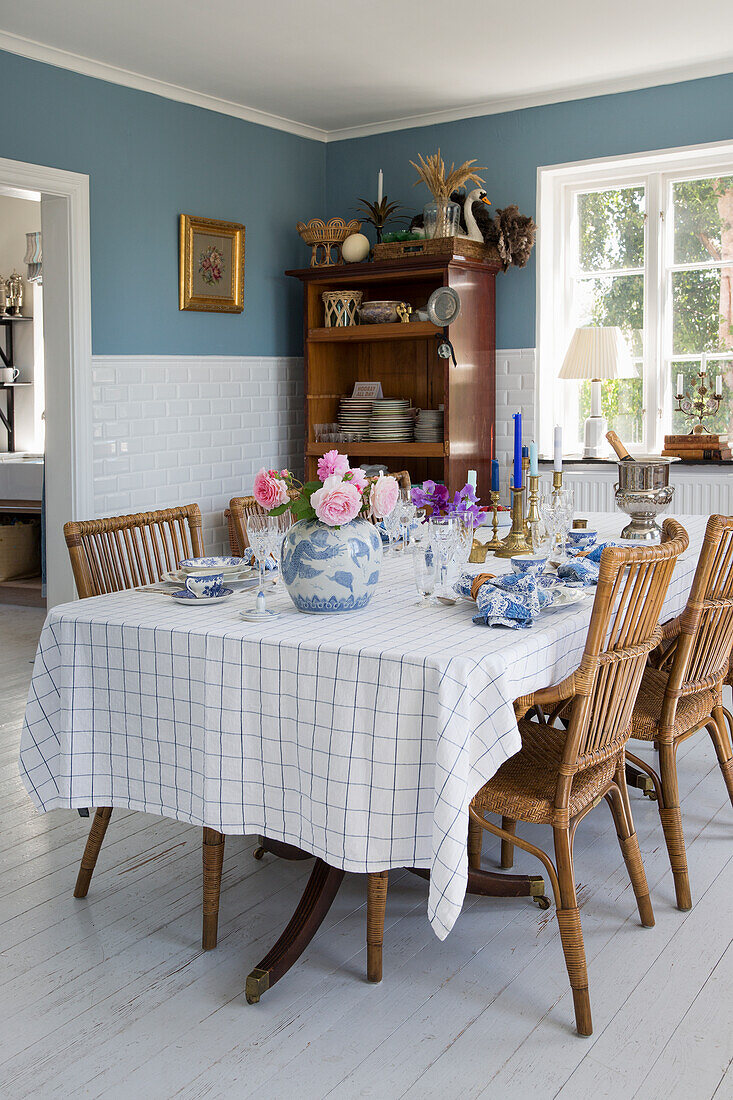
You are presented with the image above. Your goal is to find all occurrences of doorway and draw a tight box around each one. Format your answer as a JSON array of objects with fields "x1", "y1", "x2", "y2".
[{"x1": 0, "y1": 158, "x2": 92, "y2": 608}]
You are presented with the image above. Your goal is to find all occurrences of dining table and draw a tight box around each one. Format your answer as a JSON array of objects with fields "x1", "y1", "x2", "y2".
[{"x1": 19, "y1": 511, "x2": 707, "y2": 1003}]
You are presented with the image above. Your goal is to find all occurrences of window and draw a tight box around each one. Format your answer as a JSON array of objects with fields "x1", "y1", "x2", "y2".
[{"x1": 537, "y1": 143, "x2": 733, "y2": 456}]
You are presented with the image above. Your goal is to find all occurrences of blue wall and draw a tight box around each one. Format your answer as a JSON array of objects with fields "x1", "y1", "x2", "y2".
[
  {"x1": 0, "y1": 49, "x2": 325, "y2": 356},
  {"x1": 326, "y1": 73, "x2": 733, "y2": 349}
]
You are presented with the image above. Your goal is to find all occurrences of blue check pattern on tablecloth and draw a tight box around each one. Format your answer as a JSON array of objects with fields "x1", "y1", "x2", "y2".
[{"x1": 19, "y1": 513, "x2": 705, "y2": 939}]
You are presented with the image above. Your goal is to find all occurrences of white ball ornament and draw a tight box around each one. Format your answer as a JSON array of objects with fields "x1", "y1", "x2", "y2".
[{"x1": 341, "y1": 233, "x2": 370, "y2": 263}]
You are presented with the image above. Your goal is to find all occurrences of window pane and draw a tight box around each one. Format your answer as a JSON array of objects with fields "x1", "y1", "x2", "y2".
[
  {"x1": 578, "y1": 373, "x2": 644, "y2": 447},
  {"x1": 672, "y1": 177, "x2": 733, "y2": 264},
  {"x1": 670, "y1": 359, "x2": 733, "y2": 435},
  {"x1": 577, "y1": 187, "x2": 645, "y2": 272},
  {"x1": 671, "y1": 266, "x2": 733, "y2": 354},
  {"x1": 573, "y1": 273, "x2": 644, "y2": 356}
]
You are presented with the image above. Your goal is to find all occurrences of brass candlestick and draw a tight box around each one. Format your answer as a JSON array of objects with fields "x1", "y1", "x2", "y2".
[
  {"x1": 495, "y1": 486, "x2": 532, "y2": 557},
  {"x1": 485, "y1": 489, "x2": 504, "y2": 550},
  {"x1": 525, "y1": 474, "x2": 541, "y2": 537},
  {"x1": 553, "y1": 470, "x2": 563, "y2": 490}
]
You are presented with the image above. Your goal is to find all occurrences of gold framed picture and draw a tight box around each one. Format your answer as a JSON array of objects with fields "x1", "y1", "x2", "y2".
[{"x1": 179, "y1": 214, "x2": 245, "y2": 313}]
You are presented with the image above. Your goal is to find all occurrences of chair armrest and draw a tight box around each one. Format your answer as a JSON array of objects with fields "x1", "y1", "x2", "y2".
[{"x1": 514, "y1": 673, "x2": 576, "y2": 720}]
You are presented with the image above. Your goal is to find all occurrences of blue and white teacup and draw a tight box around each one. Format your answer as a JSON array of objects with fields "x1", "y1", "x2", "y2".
[
  {"x1": 185, "y1": 571, "x2": 225, "y2": 598},
  {"x1": 567, "y1": 530, "x2": 597, "y2": 551},
  {"x1": 511, "y1": 553, "x2": 548, "y2": 575}
]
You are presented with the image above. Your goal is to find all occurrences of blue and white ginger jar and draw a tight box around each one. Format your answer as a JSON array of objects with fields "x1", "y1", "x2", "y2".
[{"x1": 280, "y1": 518, "x2": 382, "y2": 613}]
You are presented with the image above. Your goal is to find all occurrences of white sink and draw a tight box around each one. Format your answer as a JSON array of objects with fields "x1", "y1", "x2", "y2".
[{"x1": 0, "y1": 456, "x2": 44, "y2": 501}]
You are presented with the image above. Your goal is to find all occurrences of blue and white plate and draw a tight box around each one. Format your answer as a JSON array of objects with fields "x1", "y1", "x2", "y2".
[
  {"x1": 170, "y1": 587, "x2": 234, "y2": 605},
  {"x1": 178, "y1": 556, "x2": 247, "y2": 574},
  {"x1": 162, "y1": 568, "x2": 255, "y2": 588}
]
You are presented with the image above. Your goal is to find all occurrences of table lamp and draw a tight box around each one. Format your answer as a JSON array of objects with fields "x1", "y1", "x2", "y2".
[{"x1": 558, "y1": 327, "x2": 631, "y2": 458}]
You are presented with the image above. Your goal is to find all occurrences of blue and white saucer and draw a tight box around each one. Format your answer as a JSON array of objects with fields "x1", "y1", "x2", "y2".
[{"x1": 170, "y1": 587, "x2": 234, "y2": 605}]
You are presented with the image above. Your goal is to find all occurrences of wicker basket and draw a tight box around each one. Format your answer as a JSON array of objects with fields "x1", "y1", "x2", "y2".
[
  {"x1": 322, "y1": 290, "x2": 363, "y2": 327},
  {"x1": 296, "y1": 217, "x2": 362, "y2": 267},
  {"x1": 0, "y1": 517, "x2": 41, "y2": 581},
  {"x1": 373, "y1": 237, "x2": 502, "y2": 265}
]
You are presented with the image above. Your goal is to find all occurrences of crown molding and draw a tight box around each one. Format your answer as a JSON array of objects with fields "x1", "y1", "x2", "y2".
[
  {"x1": 1, "y1": 28, "x2": 732, "y2": 144},
  {"x1": 0, "y1": 30, "x2": 329, "y2": 142},
  {"x1": 323, "y1": 57, "x2": 733, "y2": 141}
]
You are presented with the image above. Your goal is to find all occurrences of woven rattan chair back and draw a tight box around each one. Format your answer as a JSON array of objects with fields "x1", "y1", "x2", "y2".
[
  {"x1": 660, "y1": 515, "x2": 733, "y2": 717},
  {"x1": 228, "y1": 495, "x2": 266, "y2": 555},
  {"x1": 64, "y1": 504, "x2": 205, "y2": 599},
  {"x1": 559, "y1": 519, "x2": 689, "y2": 784}
]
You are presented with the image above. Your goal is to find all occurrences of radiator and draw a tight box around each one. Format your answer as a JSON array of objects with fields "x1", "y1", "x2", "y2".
[{"x1": 561, "y1": 468, "x2": 733, "y2": 517}]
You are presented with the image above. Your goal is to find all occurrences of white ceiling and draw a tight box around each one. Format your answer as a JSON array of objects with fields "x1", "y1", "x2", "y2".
[{"x1": 1, "y1": 0, "x2": 732, "y2": 140}]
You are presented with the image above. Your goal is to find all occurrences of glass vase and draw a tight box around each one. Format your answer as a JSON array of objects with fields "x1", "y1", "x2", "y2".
[{"x1": 423, "y1": 200, "x2": 460, "y2": 239}]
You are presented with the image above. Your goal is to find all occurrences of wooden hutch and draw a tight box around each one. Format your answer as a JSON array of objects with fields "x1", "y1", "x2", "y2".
[{"x1": 286, "y1": 252, "x2": 498, "y2": 493}]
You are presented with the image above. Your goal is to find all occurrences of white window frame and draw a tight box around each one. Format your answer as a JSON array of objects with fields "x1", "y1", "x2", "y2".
[{"x1": 537, "y1": 140, "x2": 733, "y2": 457}]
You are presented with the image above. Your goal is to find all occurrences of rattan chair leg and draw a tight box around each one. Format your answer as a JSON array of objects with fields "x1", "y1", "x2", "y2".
[
  {"x1": 202, "y1": 828, "x2": 225, "y2": 950},
  {"x1": 606, "y1": 780, "x2": 654, "y2": 927},
  {"x1": 709, "y1": 708, "x2": 733, "y2": 807},
  {"x1": 467, "y1": 814, "x2": 483, "y2": 870},
  {"x1": 73, "y1": 806, "x2": 113, "y2": 898},
  {"x1": 500, "y1": 816, "x2": 516, "y2": 869},
  {"x1": 367, "y1": 870, "x2": 389, "y2": 983},
  {"x1": 553, "y1": 826, "x2": 592, "y2": 1036},
  {"x1": 658, "y1": 740, "x2": 692, "y2": 911}
]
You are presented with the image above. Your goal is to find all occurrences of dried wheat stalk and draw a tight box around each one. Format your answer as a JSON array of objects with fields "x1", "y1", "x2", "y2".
[{"x1": 410, "y1": 150, "x2": 487, "y2": 201}]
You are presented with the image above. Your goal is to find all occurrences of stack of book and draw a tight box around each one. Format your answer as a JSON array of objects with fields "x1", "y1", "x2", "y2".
[{"x1": 662, "y1": 433, "x2": 732, "y2": 460}]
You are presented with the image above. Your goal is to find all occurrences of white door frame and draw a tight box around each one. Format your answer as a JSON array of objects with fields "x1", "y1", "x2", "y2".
[{"x1": 0, "y1": 156, "x2": 93, "y2": 606}]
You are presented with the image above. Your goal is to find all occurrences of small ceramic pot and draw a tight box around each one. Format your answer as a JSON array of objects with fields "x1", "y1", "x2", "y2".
[
  {"x1": 281, "y1": 518, "x2": 382, "y2": 613},
  {"x1": 358, "y1": 300, "x2": 406, "y2": 324}
]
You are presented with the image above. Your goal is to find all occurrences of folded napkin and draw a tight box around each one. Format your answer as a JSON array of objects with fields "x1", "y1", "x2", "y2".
[
  {"x1": 557, "y1": 542, "x2": 621, "y2": 586},
  {"x1": 455, "y1": 570, "x2": 555, "y2": 628}
]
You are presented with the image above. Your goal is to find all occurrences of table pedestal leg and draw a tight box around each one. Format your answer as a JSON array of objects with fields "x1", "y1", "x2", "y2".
[
  {"x1": 409, "y1": 865, "x2": 547, "y2": 900},
  {"x1": 245, "y1": 859, "x2": 345, "y2": 1004}
]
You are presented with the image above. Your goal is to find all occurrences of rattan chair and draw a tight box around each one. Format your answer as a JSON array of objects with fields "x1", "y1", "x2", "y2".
[
  {"x1": 64, "y1": 505, "x2": 225, "y2": 950},
  {"x1": 469, "y1": 520, "x2": 689, "y2": 1035},
  {"x1": 626, "y1": 514, "x2": 733, "y2": 912}
]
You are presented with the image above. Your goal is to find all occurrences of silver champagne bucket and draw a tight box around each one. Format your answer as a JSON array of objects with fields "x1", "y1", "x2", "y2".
[{"x1": 615, "y1": 458, "x2": 675, "y2": 540}]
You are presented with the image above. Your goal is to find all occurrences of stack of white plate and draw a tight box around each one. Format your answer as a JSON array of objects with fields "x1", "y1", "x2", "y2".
[
  {"x1": 414, "y1": 409, "x2": 444, "y2": 442},
  {"x1": 338, "y1": 396, "x2": 374, "y2": 437},
  {"x1": 369, "y1": 398, "x2": 414, "y2": 442}
]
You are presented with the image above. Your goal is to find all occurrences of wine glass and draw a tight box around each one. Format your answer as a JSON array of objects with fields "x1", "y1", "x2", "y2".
[
  {"x1": 455, "y1": 517, "x2": 474, "y2": 567},
  {"x1": 413, "y1": 543, "x2": 438, "y2": 606},
  {"x1": 266, "y1": 511, "x2": 291, "y2": 585},
  {"x1": 552, "y1": 488, "x2": 575, "y2": 562},
  {"x1": 244, "y1": 514, "x2": 288, "y2": 618},
  {"x1": 382, "y1": 506, "x2": 402, "y2": 554},
  {"x1": 397, "y1": 489, "x2": 417, "y2": 549},
  {"x1": 429, "y1": 515, "x2": 460, "y2": 595}
]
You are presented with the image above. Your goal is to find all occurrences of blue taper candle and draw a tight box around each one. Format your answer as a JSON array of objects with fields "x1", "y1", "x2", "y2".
[
  {"x1": 491, "y1": 458, "x2": 500, "y2": 491},
  {"x1": 513, "y1": 413, "x2": 522, "y2": 490}
]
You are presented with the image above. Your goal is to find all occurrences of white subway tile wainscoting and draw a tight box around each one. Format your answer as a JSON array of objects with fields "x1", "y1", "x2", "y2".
[{"x1": 91, "y1": 356, "x2": 304, "y2": 554}]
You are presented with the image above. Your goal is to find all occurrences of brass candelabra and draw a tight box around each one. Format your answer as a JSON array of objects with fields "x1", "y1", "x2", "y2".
[
  {"x1": 525, "y1": 474, "x2": 541, "y2": 537},
  {"x1": 495, "y1": 486, "x2": 532, "y2": 557},
  {"x1": 553, "y1": 470, "x2": 563, "y2": 490},
  {"x1": 675, "y1": 369, "x2": 723, "y2": 434}
]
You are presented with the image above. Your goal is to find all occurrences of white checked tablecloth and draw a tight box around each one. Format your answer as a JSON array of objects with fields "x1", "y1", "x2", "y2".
[{"x1": 19, "y1": 513, "x2": 706, "y2": 938}]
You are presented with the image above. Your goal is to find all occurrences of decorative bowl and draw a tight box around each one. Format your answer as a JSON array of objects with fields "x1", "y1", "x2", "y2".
[
  {"x1": 178, "y1": 555, "x2": 247, "y2": 574},
  {"x1": 567, "y1": 530, "x2": 597, "y2": 550},
  {"x1": 358, "y1": 300, "x2": 406, "y2": 325},
  {"x1": 511, "y1": 553, "x2": 548, "y2": 575}
]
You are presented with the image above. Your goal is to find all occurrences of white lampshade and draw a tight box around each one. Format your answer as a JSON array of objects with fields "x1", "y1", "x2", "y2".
[{"x1": 558, "y1": 326, "x2": 631, "y2": 381}]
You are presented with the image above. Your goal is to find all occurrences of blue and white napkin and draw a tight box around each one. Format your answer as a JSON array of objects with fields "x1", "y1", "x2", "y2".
[
  {"x1": 456, "y1": 570, "x2": 555, "y2": 629},
  {"x1": 557, "y1": 542, "x2": 621, "y2": 586},
  {"x1": 245, "y1": 549, "x2": 278, "y2": 571}
]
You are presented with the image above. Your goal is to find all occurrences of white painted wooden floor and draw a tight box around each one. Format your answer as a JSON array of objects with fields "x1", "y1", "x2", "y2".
[{"x1": 1, "y1": 604, "x2": 732, "y2": 1100}]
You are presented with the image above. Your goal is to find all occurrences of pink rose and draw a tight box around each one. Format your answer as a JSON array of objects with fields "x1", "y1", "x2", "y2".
[
  {"x1": 311, "y1": 475, "x2": 362, "y2": 527},
  {"x1": 253, "y1": 467, "x2": 289, "y2": 511},
  {"x1": 347, "y1": 467, "x2": 368, "y2": 492},
  {"x1": 317, "y1": 449, "x2": 350, "y2": 481},
  {"x1": 370, "y1": 473, "x2": 399, "y2": 519}
]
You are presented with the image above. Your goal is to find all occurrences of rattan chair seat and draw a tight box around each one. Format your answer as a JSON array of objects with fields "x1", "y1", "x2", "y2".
[
  {"x1": 631, "y1": 666, "x2": 718, "y2": 742},
  {"x1": 472, "y1": 719, "x2": 618, "y2": 824}
]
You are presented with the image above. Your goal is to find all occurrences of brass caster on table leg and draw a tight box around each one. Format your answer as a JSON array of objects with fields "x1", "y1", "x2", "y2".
[
  {"x1": 245, "y1": 968, "x2": 269, "y2": 1005},
  {"x1": 253, "y1": 846, "x2": 266, "y2": 860},
  {"x1": 533, "y1": 895, "x2": 552, "y2": 911}
]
